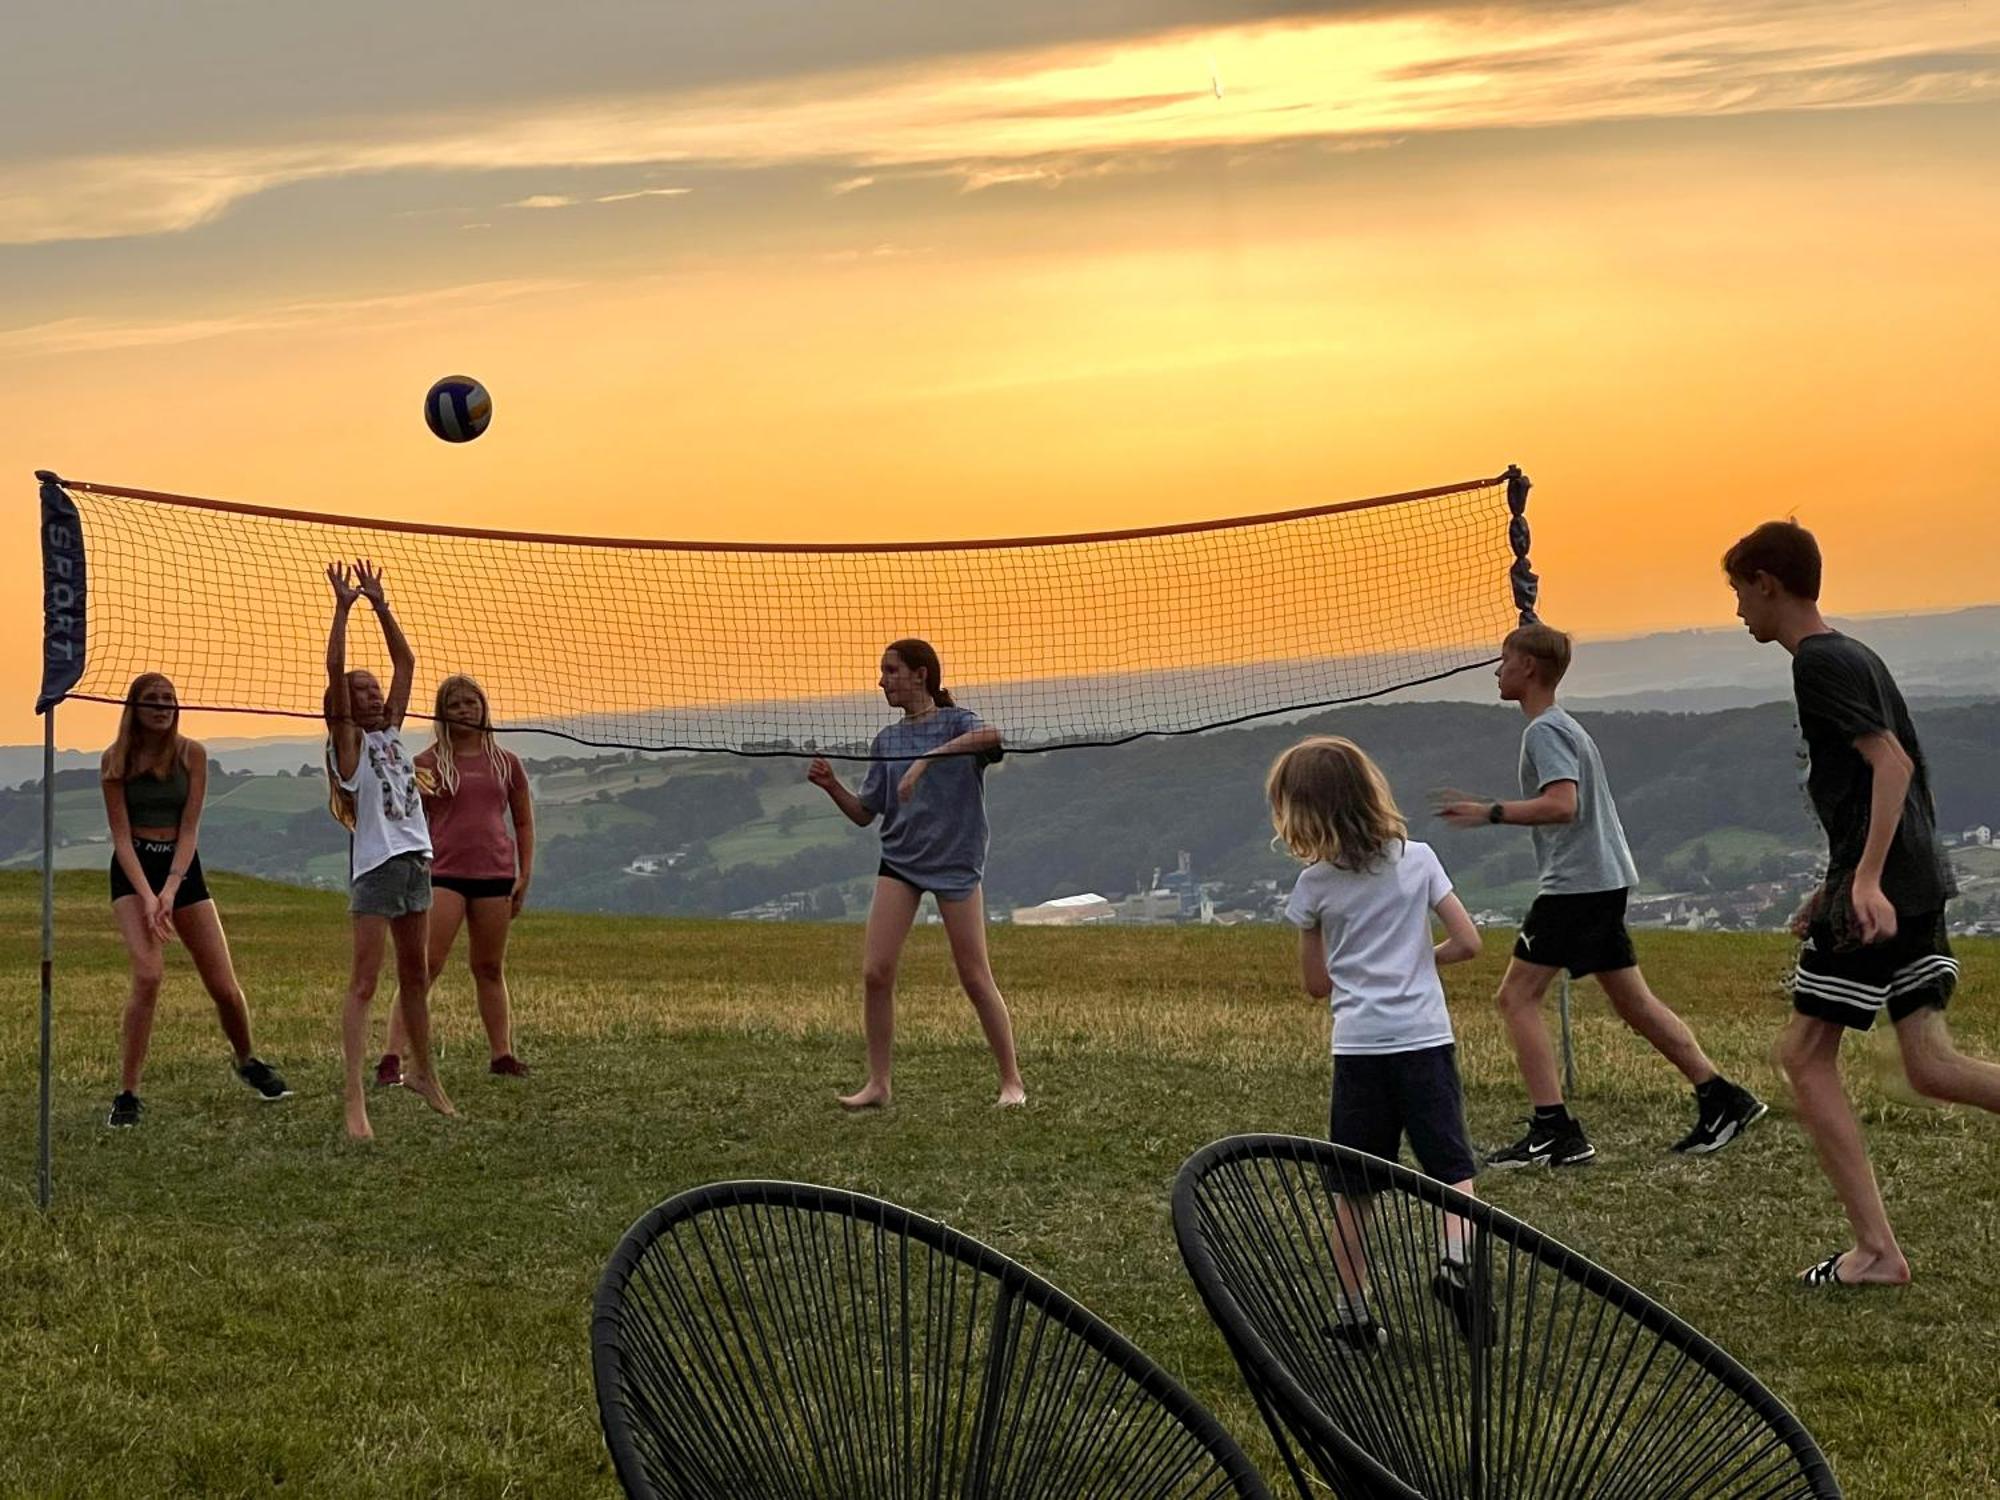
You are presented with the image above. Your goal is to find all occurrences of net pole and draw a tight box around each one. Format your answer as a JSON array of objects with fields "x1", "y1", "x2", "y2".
[
  {"x1": 38, "y1": 704, "x2": 55, "y2": 1211},
  {"x1": 1558, "y1": 973, "x2": 1577, "y2": 1099}
]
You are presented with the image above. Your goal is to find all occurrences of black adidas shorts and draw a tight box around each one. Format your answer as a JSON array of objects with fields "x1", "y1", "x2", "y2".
[
  {"x1": 1512, "y1": 888, "x2": 1637, "y2": 978},
  {"x1": 1793, "y1": 911, "x2": 1956, "y2": 1030},
  {"x1": 1329, "y1": 1044, "x2": 1477, "y2": 1185}
]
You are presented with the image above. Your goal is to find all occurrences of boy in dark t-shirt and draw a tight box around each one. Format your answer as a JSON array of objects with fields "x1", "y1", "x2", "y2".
[{"x1": 1726, "y1": 520, "x2": 2000, "y2": 1287}]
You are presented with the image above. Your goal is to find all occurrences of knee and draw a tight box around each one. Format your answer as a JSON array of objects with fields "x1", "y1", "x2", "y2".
[
  {"x1": 1494, "y1": 980, "x2": 1539, "y2": 1018},
  {"x1": 1899, "y1": 1048, "x2": 1953, "y2": 1100},
  {"x1": 347, "y1": 975, "x2": 378, "y2": 1005},
  {"x1": 953, "y1": 960, "x2": 994, "y2": 996},
  {"x1": 1775, "y1": 1029, "x2": 1821, "y2": 1083},
  {"x1": 130, "y1": 969, "x2": 163, "y2": 1006},
  {"x1": 469, "y1": 956, "x2": 505, "y2": 987},
  {"x1": 862, "y1": 959, "x2": 898, "y2": 992}
]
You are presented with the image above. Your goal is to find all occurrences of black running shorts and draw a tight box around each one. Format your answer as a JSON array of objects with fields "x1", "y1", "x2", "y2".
[
  {"x1": 1793, "y1": 910, "x2": 1956, "y2": 1030},
  {"x1": 1512, "y1": 888, "x2": 1637, "y2": 978},
  {"x1": 1329, "y1": 1044, "x2": 1478, "y2": 1185}
]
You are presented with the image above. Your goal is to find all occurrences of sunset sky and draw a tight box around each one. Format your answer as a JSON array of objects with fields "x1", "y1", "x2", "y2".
[{"x1": 7, "y1": 0, "x2": 1998, "y2": 749}]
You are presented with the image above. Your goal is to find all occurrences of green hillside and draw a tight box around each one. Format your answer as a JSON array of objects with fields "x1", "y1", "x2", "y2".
[{"x1": 2, "y1": 873, "x2": 1995, "y2": 1497}]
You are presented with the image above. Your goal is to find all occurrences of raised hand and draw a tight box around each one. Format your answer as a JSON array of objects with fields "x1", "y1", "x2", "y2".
[
  {"x1": 353, "y1": 559, "x2": 386, "y2": 606},
  {"x1": 326, "y1": 562, "x2": 360, "y2": 605},
  {"x1": 806, "y1": 757, "x2": 838, "y2": 792}
]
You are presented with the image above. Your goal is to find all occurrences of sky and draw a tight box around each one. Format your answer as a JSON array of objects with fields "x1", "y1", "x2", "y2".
[{"x1": 6, "y1": 0, "x2": 1998, "y2": 748}]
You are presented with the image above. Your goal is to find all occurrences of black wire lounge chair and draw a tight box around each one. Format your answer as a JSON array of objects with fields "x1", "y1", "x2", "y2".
[
  {"x1": 593, "y1": 1180, "x2": 1274, "y2": 1499},
  {"x1": 1172, "y1": 1135, "x2": 1841, "y2": 1500}
]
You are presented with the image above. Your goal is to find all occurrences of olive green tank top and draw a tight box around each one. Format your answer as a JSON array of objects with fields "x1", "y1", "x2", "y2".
[{"x1": 124, "y1": 761, "x2": 189, "y2": 828}]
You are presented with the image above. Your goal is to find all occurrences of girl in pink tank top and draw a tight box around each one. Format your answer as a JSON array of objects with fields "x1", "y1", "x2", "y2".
[{"x1": 380, "y1": 675, "x2": 537, "y2": 1082}]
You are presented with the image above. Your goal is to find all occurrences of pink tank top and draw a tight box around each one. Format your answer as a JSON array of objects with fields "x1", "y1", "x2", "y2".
[{"x1": 417, "y1": 746, "x2": 521, "y2": 879}]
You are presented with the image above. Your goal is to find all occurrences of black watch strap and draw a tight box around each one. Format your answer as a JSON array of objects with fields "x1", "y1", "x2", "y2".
[{"x1": 1488, "y1": 802, "x2": 1506, "y2": 825}]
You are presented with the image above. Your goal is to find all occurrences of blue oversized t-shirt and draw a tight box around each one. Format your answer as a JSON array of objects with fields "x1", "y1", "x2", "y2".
[{"x1": 858, "y1": 706, "x2": 999, "y2": 898}]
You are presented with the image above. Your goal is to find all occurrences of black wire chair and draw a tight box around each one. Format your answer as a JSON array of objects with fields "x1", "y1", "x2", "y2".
[
  {"x1": 1172, "y1": 1136, "x2": 1841, "y2": 1500},
  {"x1": 592, "y1": 1180, "x2": 1274, "y2": 1499}
]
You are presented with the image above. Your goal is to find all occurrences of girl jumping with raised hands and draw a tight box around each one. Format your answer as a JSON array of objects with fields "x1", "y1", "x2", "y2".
[
  {"x1": 99, "y1": 672, "x2": 291, "y2": 1127},
  {"x1": 807, "y1": 638, "x2": 1026, "y2": 1110},
  {"x1": 324, "y1": 560, "x2": 454, "y2": 1139}
]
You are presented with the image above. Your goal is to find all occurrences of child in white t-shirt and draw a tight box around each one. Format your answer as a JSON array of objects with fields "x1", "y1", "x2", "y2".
[{"x1": 1268, "y1": 735, "x2": 1486, "y2": 1344}]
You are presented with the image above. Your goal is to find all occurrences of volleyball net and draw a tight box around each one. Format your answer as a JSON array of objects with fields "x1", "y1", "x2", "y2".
[{"x1": 36, "y1": 467, "x2": 1538, "y2": 756}]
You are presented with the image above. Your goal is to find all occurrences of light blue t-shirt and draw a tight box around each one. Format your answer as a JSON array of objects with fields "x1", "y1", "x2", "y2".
[
  {"x1": 858, "y1": 706, "x2": 999, "y2": 899},
  {"x1": 1518, "y1": 705, "x2": 1640, "y2": 896}
]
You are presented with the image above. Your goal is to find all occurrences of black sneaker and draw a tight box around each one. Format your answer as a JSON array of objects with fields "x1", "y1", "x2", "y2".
[
  {"x1": 1672, "y1": 1084, "x2": 1768, "y2": 1155},
  {"x1": 237, "y1": 1058, "x2": 294, "y2": 1101},
  {"x1": 1322, "y1": 1315, "x2": 1390, "y2": 1352},
  {"x1": 1487, "y1": 1115, "x2": 1596, "y2": 1169},
  {"x1": 107, "y1": 1091, "x2": 143, "y2": 1128},
  {"x1": 1432, "y1": 1260, "x2": 1498, "y2": 1345}
]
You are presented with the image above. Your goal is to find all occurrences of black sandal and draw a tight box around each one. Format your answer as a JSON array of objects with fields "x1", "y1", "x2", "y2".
[{"x1": 1797, "y1": 1252, "x2": 1851, "y2": 1287}]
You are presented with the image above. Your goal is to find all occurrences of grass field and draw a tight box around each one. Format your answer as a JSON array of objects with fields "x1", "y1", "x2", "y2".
[{"x1": 2, "y1": 871, "x2": 1996, "y2": 1498}]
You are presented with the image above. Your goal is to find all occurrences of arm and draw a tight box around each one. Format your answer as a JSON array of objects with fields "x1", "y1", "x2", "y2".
[
  {"x1": 1432, "y1": 892, "x2": 1482, "y2": 965},
  {"x1": 507, "y1": 754, "x2": 536, "y2": 916},
  {"x1": 1851, "y1": 730, "x2": 1914, "y2": 942},
  {"x1": 324, "y1": 564, "x2": 361, "y2": 780},
  {"x1": 1297, "y1": 924, "x2": 1333, "y2": 1000},
  {"x1": 100, "y1": 753, "x2": 156, "y2": 922},
  {"x1": 1436, "y1": 780, "x2": 1577, "y2": 829},
  {"x1": 354, "y1": 560, "x2": 416, "y2": 727},
  {"x1": 897, "y1": 724, "x2": 1003, "y2": 800},
  {"x1": 808, "y1": 757, "x2": 877, "y2": 827}
]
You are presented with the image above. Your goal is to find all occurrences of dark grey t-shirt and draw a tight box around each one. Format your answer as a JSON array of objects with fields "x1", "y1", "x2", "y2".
[
  {"x1": 1519, "y1": 706, "x2": 1640, "y2": 896},
  {"x1": 859, "y1": 706, "x2": 999, "y2": 899}
]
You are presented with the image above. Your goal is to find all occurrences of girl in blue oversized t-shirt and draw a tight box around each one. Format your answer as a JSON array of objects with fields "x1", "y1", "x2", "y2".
[{"x1": 807, "y1": 638, "x2": 1026, "y2": 1111}]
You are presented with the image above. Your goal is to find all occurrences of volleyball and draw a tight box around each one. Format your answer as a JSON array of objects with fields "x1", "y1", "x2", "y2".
[{"x1": 424, "y1": 375, "x2": 491, "y2": 443}]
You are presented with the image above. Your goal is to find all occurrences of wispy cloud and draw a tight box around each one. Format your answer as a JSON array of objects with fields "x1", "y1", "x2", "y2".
[
  {"x1": 595, "y1": 186, "x2": 692, "y2": 202},
  {"x1": 504, "y1": 193, "x2": 578, "y2": 209},
  {"x1": 829, "y1": 175, "x2": 877, "y2": 195},
  {"x1": 2, "y1": 0, "x2": 1993, "y2": 246},
  {"x1": 0, "y1": 278, "x2": 573, "y2": 358}
]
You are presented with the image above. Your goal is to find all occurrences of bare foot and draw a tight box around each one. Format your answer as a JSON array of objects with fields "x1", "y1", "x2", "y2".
[
  {"x1": 1799, "y1": 1247, "x2": 1911, "y2": 1286},
  {"x1": 839, "y1": 1083, "x2": 891, "y2": 1110},
  {"x1": 344, "y1": 1102, "x2": 374, "y2": 1141},
  {"x1": 997, "y1": 1083, "x2": 1027, "y2": 1108},
  {"x1": 407, "y1": 1075, "x2": 459, "y2": 1119}
]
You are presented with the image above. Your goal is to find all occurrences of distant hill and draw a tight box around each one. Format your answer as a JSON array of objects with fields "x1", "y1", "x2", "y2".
[{"x1": 8, "y1": 698, "x2": 1999, "y2": 929}]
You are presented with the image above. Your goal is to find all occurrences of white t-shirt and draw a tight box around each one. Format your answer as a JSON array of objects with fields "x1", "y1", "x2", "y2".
[
  {"x1": 340, "y1": 727, "x2": 432, "y2": 879},
  {"x1": 1283, "y1": 840, "x2": 1456, "y2": 1056}
]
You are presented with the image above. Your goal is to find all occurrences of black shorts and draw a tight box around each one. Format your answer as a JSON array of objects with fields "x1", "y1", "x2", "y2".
[
  {"x1": 1513, "y1": 889, "x2": 1637, "y2": 978},
  {"x1": 109, "y1": 839, "x2": 211, "y2": 909},
  {"x1": 1329, "y1": 1044, "x2": 1477, "y2": 1186},
  {"x1": 432, "y1": 874, "x2": 515, "y2": 901},
  {"x1": 1794, "y1": 911, "x2": 1956, "y2": 1030}
]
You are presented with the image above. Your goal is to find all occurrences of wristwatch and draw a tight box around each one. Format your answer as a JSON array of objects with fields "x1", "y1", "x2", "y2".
[{"x1": 1487, "y1": 802, "x2": 1506, "y2": 825}]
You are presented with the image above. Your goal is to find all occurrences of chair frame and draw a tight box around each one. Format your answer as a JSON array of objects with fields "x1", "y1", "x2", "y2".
[
  {"x1": 1172, "y1": 1134, "x2": 1841, "y2": 1500},
  {"x1": 594, "y1": 1178, "x2": 1274, "y2": 1500}
]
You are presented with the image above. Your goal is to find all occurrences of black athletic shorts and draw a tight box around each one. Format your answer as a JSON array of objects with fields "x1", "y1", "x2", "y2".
[
  {"x1": 432, "y1": 874, "x2": 515, "y2": 901},
  {"x1": 109, "y1": 838, "x2": 211, "y2": 909},
  {"x1": 876, "y1": 861, "x2": 977, "y2": 902},
  {"x1": 1329, "y1": 1044, "x2": 1478, "y2": 1186},
  {"x1": 1513, "y1": 889, "x2": 1637, "y2": 978},
  {"x1": 1793, "y1": 910, "x2": 1956, "y2": 1030}
]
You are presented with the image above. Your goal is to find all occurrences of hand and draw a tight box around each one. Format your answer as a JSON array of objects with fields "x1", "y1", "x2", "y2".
[
  {"x1": 1432, "y1": 788, "x2": 1492, "y2": 829},
  {"x1": 510, "y1": 877, "x2": 530, "y2": 919},
  {"x1": 1851, "y1": 878, "x2": 1898, "y2": 945},
  {"x1": 353, "y1": 559, "x2": 386, "y2": 607},
  {"x1": 1788, "y1": 886, "x2": 1823, "y2": 939},
  {"x1": 139, "y1": 890, "x2": 172, "y2": 943},
  {"x1": 326, "y1": 562, "x2": 360, "y2": 605},
  {"x1": 897, "y1": 759, "x2": 927, "y2": 802},
  {"x1": 806, "y1": 757, "x2": 838, "y2": 792}
]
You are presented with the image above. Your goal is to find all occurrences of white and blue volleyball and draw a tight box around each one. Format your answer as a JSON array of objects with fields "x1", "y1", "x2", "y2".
[{"x1": 424, "y1": 375, "x2": 492, "y2": 443}]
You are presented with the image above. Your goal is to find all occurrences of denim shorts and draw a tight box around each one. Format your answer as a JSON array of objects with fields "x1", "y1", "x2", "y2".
[{"x1": 350, "y1": 851, "x2": 432, "y2": 919}]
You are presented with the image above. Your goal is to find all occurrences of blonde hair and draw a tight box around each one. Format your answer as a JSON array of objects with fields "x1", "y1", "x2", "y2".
[
  {"x1": 1266, "y1": 736, "x2": 1407, "y2": 871},
  {"x1": 104, "y1": 673, "x2": 184, "y2": 782},
  {"x1": 321, "y1": 679, "x2": 359, "y2": 830},
  {"x1": 1502, "y1": 623, "x2": 1572, "y2": 685},
  {"x1": 427, "y1": 675, "x2": 513, "y2": 797}
]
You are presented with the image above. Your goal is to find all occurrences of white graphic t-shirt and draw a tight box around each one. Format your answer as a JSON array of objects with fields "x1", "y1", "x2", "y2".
[{"x1": 340, "y1": 728, "x2": 432, "y2": 879}]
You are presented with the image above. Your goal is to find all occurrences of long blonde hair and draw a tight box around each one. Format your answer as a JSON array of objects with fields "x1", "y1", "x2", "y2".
[
  {"x1": 1266, "y1": 735, "x2": 1407, "y2": 871},
  {"x1": 104, "y1": 673, "x2": 184, "y2": 782},
  {"x1": 322, "y1": 680, "x2": 357, "y2": 830},
  {"x1": 428, "y1": 675, "x2": 513, "y2": 796}
]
